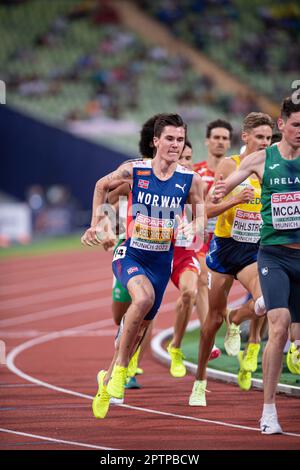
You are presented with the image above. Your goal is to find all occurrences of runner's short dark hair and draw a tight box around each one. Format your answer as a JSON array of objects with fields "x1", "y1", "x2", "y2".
[
  {"x1": 281, "y1": 96, "x2": 300, "y2": 120},
  {"x1": 206, "y1": 119, "x2": 233, "y2": 139},
  {"x1": 139, "y1": 114, "x2": 162, "y2": 158},
  {"x1": 153, "y1": 114, "x2": 187, "y2": 138}
]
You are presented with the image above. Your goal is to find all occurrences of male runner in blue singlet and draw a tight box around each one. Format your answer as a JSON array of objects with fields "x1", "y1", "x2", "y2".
[{"x1": 81, "y1": 114, "x2": 205, "y2": 418}]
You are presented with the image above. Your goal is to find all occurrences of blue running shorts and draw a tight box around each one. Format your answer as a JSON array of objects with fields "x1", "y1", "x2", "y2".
[
  {"x1": 206, "y1": 235, "x2": 259, "y2": 277},
  {"x1": 112, "y1": 246, "x2": 171, "y2": 320}
]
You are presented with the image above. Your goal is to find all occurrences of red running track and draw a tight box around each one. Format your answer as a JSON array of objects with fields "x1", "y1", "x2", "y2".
[{"x1": 0, "y1": 249, "x2": 299, "y2": 450}]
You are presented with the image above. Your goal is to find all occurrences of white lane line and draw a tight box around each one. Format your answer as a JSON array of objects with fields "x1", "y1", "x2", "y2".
[
  {"x1": 6, "y1": 319, "x2": 113, "y2": 399},
  {"x1": 1, "y1": 268, "x2": 110, "y2": 296},
  {"x1": 6, "y1": 320, "x2": 300, "y2": 439},
  {"x1": 0, "y1": 258, "x2": 100, "y2": 280},
  {"x1": 0, "y1": 297, "x2": 113, "y2": 328},
  {"x1": 0, "y1": 289, "x2": 178, "y2": 329},
  {"x1": 0, "y1": 279, "x2": 112, "y2": 310},
  {"x1": 0, "y1": 329, "x2": 46, "y2": 338},
  {"x1": 0, "y1": 428, "x2": 117, "y2": 450},
  {"x1": 0, "y1": 324, "x2": 162, "y2": 340},
  {"x1": 0, "y1": 329, "x2": 117, "y2": 338}
]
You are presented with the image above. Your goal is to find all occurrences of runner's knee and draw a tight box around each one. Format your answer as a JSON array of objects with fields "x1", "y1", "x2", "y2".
[
  {"x1": 206, "y1": 309, "x2": 224, "y2": 328},
  {"x1": 181, "y1": 286, "x2": 197, "y2": 305},
  {"x1": 133, "y1": 294, "x2": 154, "y2": 313},
  {"x1": 269, "y1": 323, "x2": 289, "y2": 346}
]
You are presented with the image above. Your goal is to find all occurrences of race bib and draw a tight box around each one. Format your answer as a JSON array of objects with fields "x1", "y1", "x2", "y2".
[
  {"x1": 231, "y1": 209, "x2": 262, "y2": 243},
  {"x1": 271, "y1": 191, "x2": 300, "y2": 230},
  {"x1": 130, "y1": 213, "x2": 174, "y2": 251},
  {"x1": 113, "y1": 245, "x2": 127, "y2": 261}
]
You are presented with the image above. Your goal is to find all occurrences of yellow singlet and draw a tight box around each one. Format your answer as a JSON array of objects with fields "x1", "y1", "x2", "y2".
[{"x1": 214, "y1": 155, "x2": 262, "y2": 243}]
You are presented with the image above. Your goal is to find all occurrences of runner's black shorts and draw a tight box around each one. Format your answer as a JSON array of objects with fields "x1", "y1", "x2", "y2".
[{"x1": 258, "y1": 245, "x2": 300, "y2": 323}]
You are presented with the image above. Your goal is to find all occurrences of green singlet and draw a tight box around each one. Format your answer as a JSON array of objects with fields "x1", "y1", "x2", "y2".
[{"x1": 260, "y1": 145, "x2": 300, "y2": 245}]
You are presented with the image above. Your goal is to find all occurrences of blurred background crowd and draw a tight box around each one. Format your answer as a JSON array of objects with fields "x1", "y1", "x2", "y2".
[{"x1": 1, "y1": 0, "x2": 299, "y2": 244}]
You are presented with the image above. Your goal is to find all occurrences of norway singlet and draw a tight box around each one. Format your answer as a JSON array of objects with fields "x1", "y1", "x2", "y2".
[{"x1": 112, "y1": 160, "x2": 194, "y2": 319}]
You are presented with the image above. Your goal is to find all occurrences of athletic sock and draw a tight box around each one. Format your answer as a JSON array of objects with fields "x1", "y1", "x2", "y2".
[{"x1": 263, "y1": 403, "x2": 277, "y2": 416}]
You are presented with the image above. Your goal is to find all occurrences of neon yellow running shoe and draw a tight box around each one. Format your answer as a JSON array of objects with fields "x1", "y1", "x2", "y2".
[
  {"x1": 167, "y1": 343, "x2": 186, "y2": 378},
  {"x1": 136, "y1": 367, "x2": 144, "y2": 375},
  {"x1": 242, "y1": 343, "x2": 260, "y2": 372},
  {"x1": 237, "y1": 352, "x2": 251, "y2": 391},
  {"x1": 107, "y1": 364, "x2": 127, "y2": 399},
  {"x1": 92, "y1": 370, "x2": 110, "y2": 419},
  {"x1": 189, "y1": 380, "x2": 207, "y2": 406},
  {"x1": 127, "y1": 347, "x2": 140, "y2": 378},
  {"x1": 286, "y1": 343, "x2": 300, "y2": 375},
  {"x1": 224, "y1": 310, "x2": 241, "y2": 356}
]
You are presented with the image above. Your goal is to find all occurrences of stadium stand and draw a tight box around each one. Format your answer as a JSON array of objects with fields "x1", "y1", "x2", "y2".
[
  {"x1": 0, "y1": 0, "x2": 282, "y2": 158},
  {"x1": 137, "y1": 0, "x2": 300, "y2": 102}
]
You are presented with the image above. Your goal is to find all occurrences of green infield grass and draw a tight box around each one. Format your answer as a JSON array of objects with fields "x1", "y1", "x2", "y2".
[
  {"x1": 182, "y1": 322, "x2": 300, "y2": 387},
  {"x1": 0, "y1": 234, "x2": 82, "y2": 259}
]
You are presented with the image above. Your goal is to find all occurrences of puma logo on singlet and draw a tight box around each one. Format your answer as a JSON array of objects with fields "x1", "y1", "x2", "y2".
[
  {"x1": 269, "y1": 164, "x2": 280, "y2": 170},
  {"x1": 175, "y1": 183, "x2": 186, "y2": 194}
]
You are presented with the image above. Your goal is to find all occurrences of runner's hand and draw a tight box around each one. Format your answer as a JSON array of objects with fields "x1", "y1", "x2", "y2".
[
  {"x1": 81, "y1": 216, "x2": 116, "y2": 248},
  {"x1": 175, "y1": 215, "x2": 201, "y2": 243},
  {"x1": 211, "y1": 175, "x2": 226, "y2": 203},
  {"x1": 235, "y1": 187, "x2": 255, "y2": 204},
  {"x1": 81, "y1": 226, "x2": 102, "y2": 247}
]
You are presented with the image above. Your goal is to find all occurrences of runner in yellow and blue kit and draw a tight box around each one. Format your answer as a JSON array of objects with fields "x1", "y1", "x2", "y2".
[
  {"x1": 207, "y1": 154, "x2": 262, "y2": 273},
  {"x1": 189, "y1": 112, "x2": 274, "y2": 407}
]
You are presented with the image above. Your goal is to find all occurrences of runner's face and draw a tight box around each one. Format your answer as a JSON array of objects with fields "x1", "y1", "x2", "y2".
[
  {"x1": 153, "y1": 126, "x2": 186, "y2": 162},
  {"x1": 243, "y1": 125, "x2": 273, "y2": 153},
  {"x1": 278, "y1": 111, "x2": 300, "y2": 149},
  {"x1": 178, "y1": 145, "x2": 193, "y2": 170},
  {"x1": 205, "y1": 127, "x2": 231, "y2": 158}
]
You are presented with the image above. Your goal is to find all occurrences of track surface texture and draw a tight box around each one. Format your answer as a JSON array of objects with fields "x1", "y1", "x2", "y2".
[{"x1": 0, "y1": 249, "x2": 299, "y2": 450}]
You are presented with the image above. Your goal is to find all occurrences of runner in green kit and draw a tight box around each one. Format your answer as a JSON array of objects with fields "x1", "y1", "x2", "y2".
[{"x1": 213, "y1": 96, "x2": 300, "y2": 435}]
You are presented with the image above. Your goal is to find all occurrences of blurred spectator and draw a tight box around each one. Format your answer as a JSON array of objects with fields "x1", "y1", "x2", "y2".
[{"x1": 25, "y1": 185, "x2": 46, "y2": 236}]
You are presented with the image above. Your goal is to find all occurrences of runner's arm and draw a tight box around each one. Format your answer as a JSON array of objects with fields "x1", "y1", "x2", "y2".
[
  {"x1": 81, "y1": 163, "x2": 133, "y2": 246},
  {"x1": 205, "y1": 158, "x2": 251, "y2": 217},
  {"x1": 181, "y1": 173, "x2": 206, "y2": 239},
  {"x1": 91, "y1": 163, "x2": 133, "y2": 227},
  {"x1": 213, "y1": 150, "x2": 265, "y2": 201},
  {"x1": 107, "y1": 183, "x2": 131, "y2": 205}
]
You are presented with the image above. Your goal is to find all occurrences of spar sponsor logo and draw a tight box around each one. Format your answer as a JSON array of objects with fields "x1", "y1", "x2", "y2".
[
  {"x1": 271, "y1": 191, "x2": 300, "y2": 230},
  {"x1": 235, "y1": 209, "x2": 261, "y2": 220},
  {"x1": 272, "y1": 192, "x2": 300, "y2": 204},
  {"x1": 135, "y1": 213, "x2": 174, "y2": 229}
]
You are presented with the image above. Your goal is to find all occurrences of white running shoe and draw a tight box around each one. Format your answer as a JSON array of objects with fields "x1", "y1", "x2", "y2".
[
  {"x1": 260, "y1": 414, "x2": 283, "y2": 435},
  {"x1": 224, "y1": 310, "x2": 241, "y2": 356},
  {"x1": 189, "y1": 380, "x2": 207, "y2": 406},
  {"x1": 110, "y1": 397, "x2": 124, "y2": 405}
]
